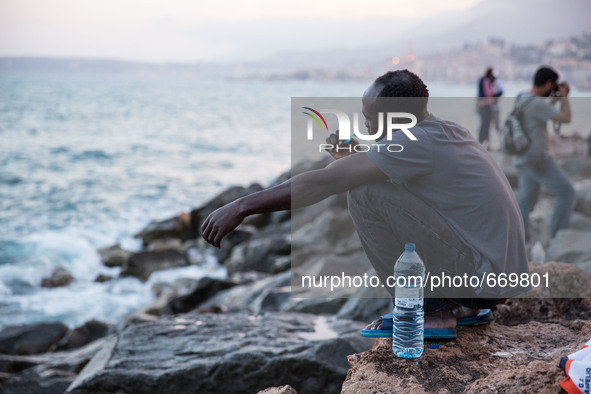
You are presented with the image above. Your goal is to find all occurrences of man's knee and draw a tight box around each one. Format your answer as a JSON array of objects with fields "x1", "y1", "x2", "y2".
[{"x1": 347, "y1": 182, "x2": 398, "y2": 214}]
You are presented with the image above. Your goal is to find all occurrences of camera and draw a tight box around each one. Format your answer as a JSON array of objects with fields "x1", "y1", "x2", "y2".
[{"x1": 550, "y1": 81, "x2": 567, "y2": 97}]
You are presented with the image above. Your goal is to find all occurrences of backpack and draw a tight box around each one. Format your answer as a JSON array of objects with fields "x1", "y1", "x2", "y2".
[{"x1": 501, "y1": 96, "x2": 534, "y2": 155}]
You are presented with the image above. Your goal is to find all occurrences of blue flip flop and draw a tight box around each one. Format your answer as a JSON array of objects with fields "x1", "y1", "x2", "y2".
[
  {"x1": 455, "y1": 309, "x2": 494, "y2": 326},
  {"x1": 360, "y1": 309, "x2": 494, "y2": 339},
  {"x1": 361, "y1": 313, "x2": 456, "y2": 339}
]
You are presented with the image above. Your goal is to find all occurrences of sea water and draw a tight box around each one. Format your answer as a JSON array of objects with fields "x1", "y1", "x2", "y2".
[{"x1": 0, "y1": 71, "x2": 367, "y2": 328}]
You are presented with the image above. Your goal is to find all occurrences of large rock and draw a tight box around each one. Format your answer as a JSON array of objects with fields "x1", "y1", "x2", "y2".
[
  {"x1": 66, "y1": 313, "x2": 373, "y2": 394},
  {"x1": 0, "y1": 336, "x2": 109, "y2": 394},
  {"x1": 280, "y1": 297, "x2": 347, "y2": 315},
  {"x1": 197, "y1": 271, "x2": 292, "y2": 314},
  {"x1": 213, "y1": 226, "x2": 256, "y2": 264},
  {"x1": 569, "y1": 211, "x2": 591, "y2": 232},
  {"x1": 225, "y1": 223, "x2": 291, "y2": 276},
  {"x1": 98, "y1": 245, "x2": 131, "y2": 267},
  {"x1": 547, "y1": 230, "x2": 591, "y2": 274},
  {"x1": 574, "y1": 179, "x2": 591, "y2": 217},
  {"x1": 121, "y1": 249, "x2": 189, "y2": 281},
  {"x1": 342, "y1": 320, "x2": 591, "y2": 393},
  {"x1": 55, "y1": 321, "x2": 110, "y2": 351},
  {"x1": 166, "y1": 277, "x2": 237, "y2": 314},
  {"x1": 41, "y1": 267, "x2": 74, "y2": 288},
  {"x1": 0, "y1": 323, "x2": 68, "y2": 355},
  {"x1": 135, "y1": 213, "x2": 192, "y2": 246},
  {"x1": 558, "y1": 157, "x2": 591, "y2": 181}
]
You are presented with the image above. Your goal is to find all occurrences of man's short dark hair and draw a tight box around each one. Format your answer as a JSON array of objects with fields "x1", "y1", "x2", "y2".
[
  {"x1": 374, "y1": 69, "x2": 429, "y2": 119},
  {"x1": 533, "y1": 66, "x2": 559, "y2": 87}
]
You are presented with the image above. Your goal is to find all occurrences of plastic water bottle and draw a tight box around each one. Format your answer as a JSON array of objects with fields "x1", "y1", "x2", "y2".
[{"x1": 393, "y1": 243, "x2": 425, "y2": 358}]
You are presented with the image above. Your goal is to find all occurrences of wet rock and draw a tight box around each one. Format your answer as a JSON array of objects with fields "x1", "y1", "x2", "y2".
[
  {"x1": 0, "y1": 336, "x2": 108, "y2": 394},
  {"x1": 197, "y1": 271, "x2": 291, "y2": 314},
  {"x1": 292, "y1": 208, "x2": 355, "y2": 248},
  {"x1": 166, "y1": 277, "x2": 237, "y2": 314},
  {"x1": 41, "y1": 267, "x2": 74, "y2": 288},
  {"x1": 121, "y1": 249, "x2": 189, "y2": 281},
  {"x1": 225, "y1": 224, "x2": 291, "y2": 276},
  {"x1": 342, "y1": 321, "x2": 590, "y2": 393},
  {"x1": 55, "y1": 321, "x2": 110, "y2": 351},
  {"x1": 98, "y1": 245, "x2": 131, "y2": 268},
  {"x1": 336, "y1": 297, "x2": 392, "y2": 325},
  {"x1": 66, "y1": 313, "x2": 373, "y2": 394},
  {"x1": 229, "y1": 271, "x2": 270, "y2": 285},
  {"x1": 93, "y1": 274, "x2": 113, "y2": 283},
  {"x1": 147, "y1": 238, "x2": 183, "y2": 251},
  {"x1": 0, "y1": 367, "x2": 76, "y2": 394},
  {"x1": 135, "y1": 213, "x2": 192, "y2": 246},
  {"x1": 151, "y1": 277, "x2": 201, "y2": 298},
  {"x1": 280, "y1": 297, "x2": 347, "y2": 315},
  {"x1": 213, "y1": 226, "x2": 256, "y2": 264},
  {"x1": 0, "y1": 323, "x2": 68, "y2": 355}
]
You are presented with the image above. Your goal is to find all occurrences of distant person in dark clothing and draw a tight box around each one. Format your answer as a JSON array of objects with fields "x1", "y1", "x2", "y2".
[
  {"x1": 491, "y1": 69, "x2": 504, "y2": 132},
  {"x1": 477, "y1": 67, "x2": 502, "y2": 149}
]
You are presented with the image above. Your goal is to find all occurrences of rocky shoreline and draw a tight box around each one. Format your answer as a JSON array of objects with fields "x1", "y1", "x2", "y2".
[{"x1": 2, "y1": 153, "x2": 591, "y2": 393}]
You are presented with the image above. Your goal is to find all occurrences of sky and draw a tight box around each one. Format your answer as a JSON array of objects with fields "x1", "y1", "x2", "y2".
[{"x1": 0, "y1": 0, "x2": 483, "y2": 63}]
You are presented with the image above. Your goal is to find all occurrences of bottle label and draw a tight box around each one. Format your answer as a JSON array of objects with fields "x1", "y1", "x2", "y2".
[{"x1": 395, "y1": 286, "x2": 423, "y2": 308}]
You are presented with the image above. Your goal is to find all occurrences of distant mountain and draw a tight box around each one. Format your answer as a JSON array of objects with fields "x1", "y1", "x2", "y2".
[
  {"x1": 412, "y1": 0, "x2": 591, "y2": 50},
  {"x1": 236, "y1": 0, "x2": 591, "y2": 73}
]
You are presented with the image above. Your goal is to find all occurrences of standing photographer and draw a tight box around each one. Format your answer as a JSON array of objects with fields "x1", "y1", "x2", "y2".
[{"x1": 515, "y1": 66, "x2": 574, "y2": 242}]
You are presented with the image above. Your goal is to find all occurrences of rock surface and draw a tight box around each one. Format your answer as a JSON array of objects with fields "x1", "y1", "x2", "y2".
[
  {"x1": 0, "y1": 337, "x2": 109, "y2": 394},
  {"x1": 0, "y1": 323, "x2": 69, "y2": 355},
  {"x1": 121, "y1": 249, "x2": 189, "y2": 281},
  {"x1": 134, "y1": 214, "x2": 193, "y2": 246},
  {"x1": 66, "y1": 313, "x2": 373, "y2": 394},
  {"x1": 547, "y1": 230, "x2": 591, "y2": 274},
  {"x1": 55, "y1": 321, "x2": 110, "y2": 352},
  {"x1": 225, "y1": 222, "x2": 291, "y2": 276},
  {"x1": 342, "y1": 320, "x2": 590, "y2": 393},
  {"x1": 197, "y1": 271, "x2": 292, "y2": 314},
  {"x1": 98, "y1": 244, "x2": 131, "y2": 267},
  {"x1": 166, "y1": 277, "x2": 237, "y2": 314},
  {"x1": 40, "y1": 267, "x2": 74, "y2": 288}
]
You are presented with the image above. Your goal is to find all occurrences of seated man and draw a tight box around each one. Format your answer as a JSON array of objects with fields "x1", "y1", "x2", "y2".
[{"x1": 201, "y1": 70, "x2": 529, "y2": 337}]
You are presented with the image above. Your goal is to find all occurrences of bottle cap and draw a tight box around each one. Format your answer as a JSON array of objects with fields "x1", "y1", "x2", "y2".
[{"x1": 405, "y1": 243, "x2": 416, "y2": 251}]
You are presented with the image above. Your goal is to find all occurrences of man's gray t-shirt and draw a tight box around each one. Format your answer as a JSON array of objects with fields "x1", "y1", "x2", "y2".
[
  {"x1": 366, "y1": 114, "x2": 528, "y2": 296},
  {"x1": 512, "y1": 93, "x2": 559, "y2": 167}
]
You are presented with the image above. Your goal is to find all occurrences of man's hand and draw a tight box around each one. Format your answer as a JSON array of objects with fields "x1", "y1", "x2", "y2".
[
  {"x1": 201, "y1": 201, "x2": 245, "y2": 248},
  {"x1": 325, "y1": 132, "x2": 359, "y2": 160},
  {"x1": 558, "y1": 81, "x2": 570, "y2": 98}
]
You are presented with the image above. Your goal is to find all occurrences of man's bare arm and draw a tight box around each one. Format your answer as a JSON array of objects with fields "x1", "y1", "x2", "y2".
[
  {"x1": 552, "y1": 83, "x2": 571, "y2": 124},
  {"x1": 201, "y1": 153, "x2": 387, "y2": 247}
]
